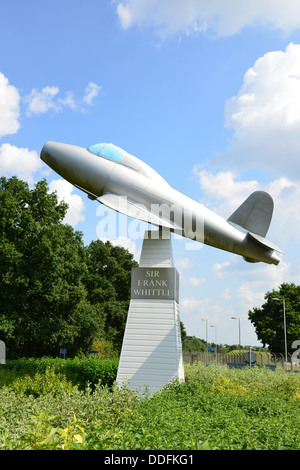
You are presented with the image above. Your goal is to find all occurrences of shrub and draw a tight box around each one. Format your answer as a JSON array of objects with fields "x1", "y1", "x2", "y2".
[
  {"x1": 91, "y1": 339, "x2": 117, "y2": 359},
  {"x1": 10, "y1": 366, "x2": 77, "y2": 398},
  {"x1": 1, "y1": 360, "x2": 300, "y2": 450},
  {"x1": 1, "y1": 357, "x2": 119, "y2": 389}
]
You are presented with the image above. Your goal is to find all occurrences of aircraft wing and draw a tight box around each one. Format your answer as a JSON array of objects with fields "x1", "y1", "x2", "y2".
[{"x1": 97, "y1": 193, "x2": 175, "y2": 229}]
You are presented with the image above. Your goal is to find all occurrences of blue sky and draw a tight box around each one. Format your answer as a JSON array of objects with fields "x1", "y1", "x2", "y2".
[{"x1": 2, "y1": 1, "x2": 300, "y2": 347}]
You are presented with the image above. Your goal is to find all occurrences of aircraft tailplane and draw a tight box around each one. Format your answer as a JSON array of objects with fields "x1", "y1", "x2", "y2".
[{"x1": 227, "y1": 190, "x2": 273, "y2": 238}]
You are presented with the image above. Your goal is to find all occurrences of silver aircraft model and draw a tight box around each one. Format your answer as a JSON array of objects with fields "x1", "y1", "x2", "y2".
[{"x1": 40, "y1": 141, "x2": 282, "y2": 265}]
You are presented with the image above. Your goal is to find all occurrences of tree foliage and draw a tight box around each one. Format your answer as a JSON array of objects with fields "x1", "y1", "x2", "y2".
[
  {"x1": 182, "y1": 335, "x2": 206, "y2": 353},
  {"x1": 248, "y1": 282, "x2": 300, "y2": 353},
  {"x1": 84, "y1": 239, "x2": 138, "y2": 351},
  {"x1": 0, "y1": 177, "x2": 137, "y2": 358}
]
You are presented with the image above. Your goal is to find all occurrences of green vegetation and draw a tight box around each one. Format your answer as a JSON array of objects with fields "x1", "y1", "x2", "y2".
[
  {"x1": 0, "y1": 357, "x2": 119, "y2": 390},
  {"x1": 249, "y1": 282, "x2": 300, "y2": 353},
  {"x1": 0, "y1": 176, "x2": 137, "y2": 358},
  {"x1": 182, "y1": 335, "x2": 206, "y2": 353},
  {"x1": 0, "y1": 359, "x2": 300, "y2": 450}
]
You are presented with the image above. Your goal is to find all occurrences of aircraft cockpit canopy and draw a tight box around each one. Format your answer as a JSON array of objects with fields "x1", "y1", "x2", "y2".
[
  {"x1": 88, "y1": 143, "x2": 125, "y2": 162},
  {"x1": 88, "y1": 142, "x2": 169, "y2": 185}
]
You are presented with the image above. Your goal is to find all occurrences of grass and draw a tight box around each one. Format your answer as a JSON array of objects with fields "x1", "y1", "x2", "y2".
[{"x1": 0, "y1": 360, "x2": 300, "y2": 450}]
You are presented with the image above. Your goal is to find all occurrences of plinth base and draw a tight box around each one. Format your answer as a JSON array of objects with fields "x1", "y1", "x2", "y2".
[{"x1": 116, "y1": 230, "x2": 184, "y2": 395}]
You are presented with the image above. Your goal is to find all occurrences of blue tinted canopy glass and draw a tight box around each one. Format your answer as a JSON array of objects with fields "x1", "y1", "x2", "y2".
[
  {"x1": 89, "y1": 143, "x2": 104, "y2": 155},
  {"x1": 88, "y1": 143, "x2": 124, "y2": 162}
]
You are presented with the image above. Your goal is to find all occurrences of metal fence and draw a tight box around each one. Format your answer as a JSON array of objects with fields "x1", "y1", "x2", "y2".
[{"x1": 183, "y1": 351, "x2": 300, "y2": 372}]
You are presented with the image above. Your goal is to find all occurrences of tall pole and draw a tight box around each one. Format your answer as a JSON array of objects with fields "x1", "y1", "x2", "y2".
[
  {"x1": 272, "y1": 297, "x2": 288, "y2": 372},
  {"x1": 210, "y1": 324, "x2": 217, "y2": 364},
  {"x1": 283, "y1": 299, "x2": 288, "y2": 372},
  {"x1": 201, "y1": 319, "x2": 208, "y2": 352},
  {"x1": 231, "y1": 317, "x2": 241, "y2": 347}
]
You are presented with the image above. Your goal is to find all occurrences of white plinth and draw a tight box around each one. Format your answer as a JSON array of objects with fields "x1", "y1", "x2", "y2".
[{"x1": 116, "y1": 230, "x2": 184, "y2": 395}]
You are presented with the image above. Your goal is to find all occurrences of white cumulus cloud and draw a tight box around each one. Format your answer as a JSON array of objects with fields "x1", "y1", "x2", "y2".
[
  {"x1": 175, "y1": 257, "x2": 193, "y2": 270},
  {"x1": 48, "y1": 179, "x2": 85, "y2": 226},
  {"x1": 25, "y1": 82, "x2": 101, "y2": 116},
  {"x1": 215, "y1": 42, "x2": 300, "y2": 178},
  {"x1": 188, "y1": 276, "x2": 205, "y2": 286},
  {"x1": 0, "y1": 72, "x2": 20, "y2": 138},
  {"x1": 212, "y1": 260, "x2": 232, "y2": 279},
  {"x1": 181, "y1": 296, "x2": 211, "y2": 314},
  {"x1": 0, "y1": 143, "x2": 42, "y2": 184},
  {"x1": 193, "y1": 167, "x2": 259, "y2": 215},
  {"x1": 99, "y1": 236, "x2": 139, "y2": 260},
  {"x1": 116, "y1": 0, "x2": 300, "y2": 37},
  {"x1": 83, "y1": 82, "x2": 101, "y2": 105},
  {"x1": 25, "y1": 86, "x2": 61, "y2": 115}
]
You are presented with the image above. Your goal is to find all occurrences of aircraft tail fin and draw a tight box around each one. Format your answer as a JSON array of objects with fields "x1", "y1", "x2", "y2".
[{"x1": 227, "y1": 190, "x2": 273, "y2": 238}]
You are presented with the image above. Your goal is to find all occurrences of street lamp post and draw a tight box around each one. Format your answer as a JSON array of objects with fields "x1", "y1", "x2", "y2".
[
  {"x1": 210, "y1": 324, "x2": 217, "y2": 364},
  {"x1": 201, "y1": 319, "x2": 208, "y2": 352},
  {"x1": 231, "y1": 317, "x2": 241, "y2": 347},
  {"x1": 272, "y1": 297, "x2": 288, "y2": 371}
]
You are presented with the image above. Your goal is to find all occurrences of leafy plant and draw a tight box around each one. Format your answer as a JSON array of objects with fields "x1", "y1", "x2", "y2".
[
  {"x1": 1, "y1": 359, "x2": 300, "y2": 450},
  {"x1": 10, "y1": 366, "x2": 77, "y2": 397},
  {"x1": 1, "y1": 356, "x2": 119, "y2": 389}
]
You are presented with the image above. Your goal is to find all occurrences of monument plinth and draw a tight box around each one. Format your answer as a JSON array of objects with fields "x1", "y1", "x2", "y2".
[{"x1": 116, "y1": 230, "x2": 184, "y2": 395}]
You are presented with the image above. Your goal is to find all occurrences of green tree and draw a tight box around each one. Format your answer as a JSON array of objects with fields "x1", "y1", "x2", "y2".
[
  {"x1": 0, "y1": 177, "x2": 102, "y2": 357},
  {"x1": 248, "y1": 282, "x2": 300, "y2": 353},
  {"x1": 84, "y1": 240, "x2": 138, "y2": 352},
  {"x1": 180, "y1": 322, "x2": 187, "y2": 344},
  {"x1": 182, "y1": 335, "x2": 206, "y2": 353}
]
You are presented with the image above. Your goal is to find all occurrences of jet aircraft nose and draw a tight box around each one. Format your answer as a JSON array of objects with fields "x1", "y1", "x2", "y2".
[
  {"x1": 41, "y1": 141, "x2": 67, "y2": 168},
  {"x1": 40, "y1": 140, "x2": 111, "y2": 197},
  {"x1": 40, "y1": 141, "x2": 86, "y2": 184}
]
